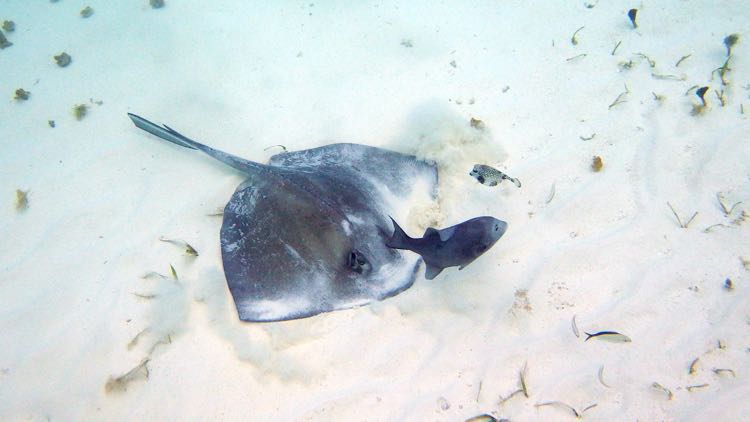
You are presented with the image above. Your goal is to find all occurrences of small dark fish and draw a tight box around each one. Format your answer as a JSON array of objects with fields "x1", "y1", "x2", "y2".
[
  {"x1": 584, "y1": 331, "x2": 631, "y2": 343},
  {"x1": 627, "y1": 8, "x2": 638, "y2": 28},
  {"x1": 387, "y1": 216, "x2": 507, "y2": 280},
  {"x1": 469, "y1": 164, "x2": 521, "y2": 188}
]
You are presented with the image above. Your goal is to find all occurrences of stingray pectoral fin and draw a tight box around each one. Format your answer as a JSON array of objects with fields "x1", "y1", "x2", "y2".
[{"x1": 424, "y1": 262, "x2": 444, "y2": 280}]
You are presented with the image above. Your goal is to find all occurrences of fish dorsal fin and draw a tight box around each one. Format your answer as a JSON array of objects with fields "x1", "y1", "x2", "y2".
[
  {"x1": 424, "y1": 226, "x2": 456, "y2": 242},
  {"x1": 423, "y1": 227, "x2": 440, "y2": 239},
  {"x1": 424, "y1": 262, "x2": 444, "y2": 280},
  {"x1": 437, "y1": 226, "x2": 456, "y2": 242}
]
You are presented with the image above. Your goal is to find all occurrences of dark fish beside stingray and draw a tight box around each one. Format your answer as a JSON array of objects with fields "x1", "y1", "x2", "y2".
[
  {"x1": 128, "y1": 113, "x2": 507, "y2": 322},
  {"x1": 387, "y1": 216, "x2": 507, "y2": 279}
]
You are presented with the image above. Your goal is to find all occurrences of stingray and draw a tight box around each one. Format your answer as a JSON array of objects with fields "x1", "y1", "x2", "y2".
[{"x1": 128, "y1": 113, "x2": 440, "y2": 322}]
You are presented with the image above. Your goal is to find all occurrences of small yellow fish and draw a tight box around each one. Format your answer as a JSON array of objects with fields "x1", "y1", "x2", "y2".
[
  {"x1": 689, "y1": 358, "x2": 700, "y2": 375},
  {"x1": 159, "y1": 236, "x2": 199, "y2": 256},
  {"x1": 652, "y1": 382, "x2": 673, "y2": 400},
  {"x1": 584, "y1": 331, "x2": 631, "y2": 343}
]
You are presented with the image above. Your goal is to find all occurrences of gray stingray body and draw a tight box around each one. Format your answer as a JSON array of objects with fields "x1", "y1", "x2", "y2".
[
  {"x1": 387, "y1": 217, "x2": 507, "y2": 280},
  {"x1": 128, "y1": 113, "x2": 437, "y2": 322}
]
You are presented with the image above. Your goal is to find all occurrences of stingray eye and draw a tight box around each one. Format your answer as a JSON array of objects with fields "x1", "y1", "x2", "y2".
[
  {"x1": 348, "y1": 249, "x2": 370, "y2": 274},
  {"x1": 494, "y1": 224, "x2": 499, "y2": 231}
]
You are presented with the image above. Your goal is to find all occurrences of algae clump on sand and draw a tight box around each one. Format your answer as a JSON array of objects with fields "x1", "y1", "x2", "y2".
[
  {"x1": 80, "y1": 6, "x2": 94, "y2": 18},
  {"x1": 0, "y1": 31, "x2": 12, "y2": 49},
  {"x1": 54, "y1": 52, "x2": 72, "y2": 67},
  {"x1": 14, "y1": 89, "x2": 30, "y2": 101},
  {"x1": 591, "y1": 156, "x2": 603, "y2": 172},
  {"x1": 724, "y1": 33, "x2": 739, "y2": 57},
  {"x1": 15, "y1": 189, "x2": 29, "y2": 210},
  {"x1": 73, "y1": 104, "x2": 88, "y2": 120}
]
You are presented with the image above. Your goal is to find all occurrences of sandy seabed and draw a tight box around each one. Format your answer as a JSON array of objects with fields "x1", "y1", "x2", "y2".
[{"x1": 1, "y1": 1, "x2": 749, "y2": 421}]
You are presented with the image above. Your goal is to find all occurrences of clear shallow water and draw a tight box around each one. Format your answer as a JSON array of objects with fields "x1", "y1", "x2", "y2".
[{"x1": 1, "y1": 1, "x2": 749, "y2": 420}]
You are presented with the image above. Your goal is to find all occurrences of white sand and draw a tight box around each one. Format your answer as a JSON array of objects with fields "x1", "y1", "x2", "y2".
[{"x1": 1, "y1": 1, "x2": 749, "y2": 420}]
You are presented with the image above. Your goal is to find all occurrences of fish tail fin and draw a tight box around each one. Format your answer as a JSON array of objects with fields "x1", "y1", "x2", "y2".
[
  {"x1": 386, "y1": 217, "x2": 413, "y2": 249},
  {"x1": 584, "y1": 332, "x2": 593, "y2": 341},
  {"x1": 386, "y1": 218, "x2": 445, "y2": 280}
]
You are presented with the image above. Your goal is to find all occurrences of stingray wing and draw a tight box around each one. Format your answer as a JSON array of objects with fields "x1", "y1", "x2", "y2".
[
  {"x1": 220, "y1": 174, "x2": 351, "y2": 322},
  {"x1": 269, "y1": 143, "x2": 438, "y2": 200},
  {"x1": 221, "y1": 146, "x2": 434, "y2": 322}
]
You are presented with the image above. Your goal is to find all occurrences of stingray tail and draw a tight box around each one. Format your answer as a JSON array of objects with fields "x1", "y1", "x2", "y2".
[
  {"x1": 128, "y1": 113, "x2": 200, "y2": 150},
  {"x1": 127, "y1": 113, "x2": 267, "y2": 175},
  {"x1": 386, "y1": 217, "x2": 413, "y2": 250}
]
